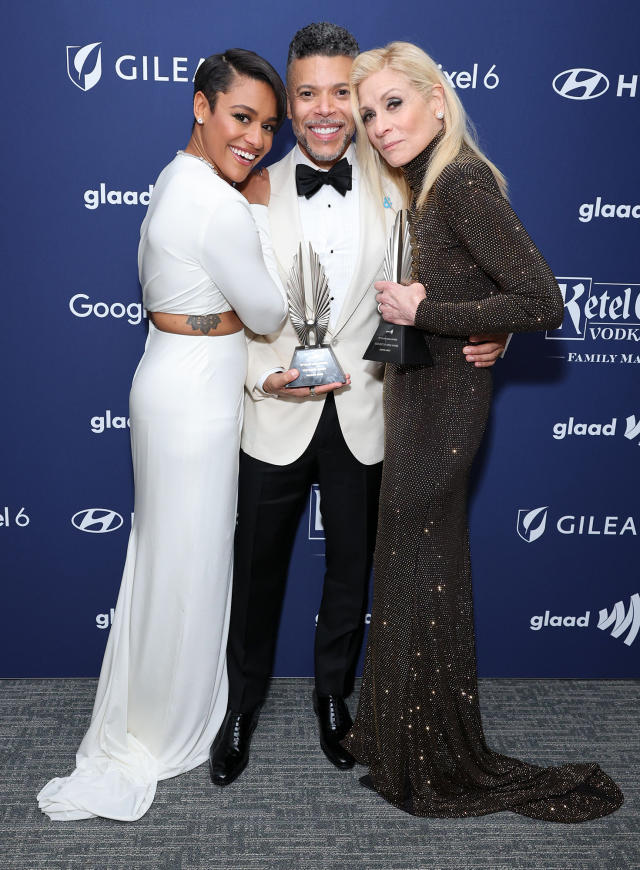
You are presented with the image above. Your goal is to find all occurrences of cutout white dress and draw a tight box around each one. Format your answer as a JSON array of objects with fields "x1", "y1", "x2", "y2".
[{"x1": 38, "y1": 154, "x2": 287, "y2": 821}]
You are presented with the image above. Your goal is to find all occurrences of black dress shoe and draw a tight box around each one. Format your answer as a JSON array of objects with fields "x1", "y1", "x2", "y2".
[
  {"x1": 209, "y1": 708, "x2": 260, "y2": 786},
  {"x1": 312, "y1": 690, "x2": 355, "y2": 770}
]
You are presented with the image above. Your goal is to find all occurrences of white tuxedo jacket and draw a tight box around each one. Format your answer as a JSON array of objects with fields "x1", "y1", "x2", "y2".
[{"x1": 241, "y1": 147, "x2": 400, "y2": 467}]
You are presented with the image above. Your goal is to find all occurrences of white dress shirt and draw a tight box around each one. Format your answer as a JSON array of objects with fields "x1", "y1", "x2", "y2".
[{"x1": 294, "y1": 143, "x2": 360, "y2": 328}]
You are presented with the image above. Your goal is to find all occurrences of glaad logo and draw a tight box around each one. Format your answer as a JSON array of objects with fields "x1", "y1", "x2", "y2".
[
  {"x1": 517, "y1": 506, "x2": 548, "y2": 543},
  {"x1": 308, "y1": 484, "x2": 325, "y2": 540},
  {"x1": 553, "y1": 68, "x2": 609, "y2": 100},
  {"x1": 66, "y1": 42, "x2": 102, "y2": 92},
  {"x1": 530, "y1": 611, "x2": 590, "y2": 630},
  {"x1": 598, "y1": 594, "x2": 640, "y2": 646},
  {"x1": 517, "y1": 507, "x2": 637, "y2": 541},
  {"x1": 90, "y1": 411, "x2": 130, "y2": 434},
  {"x1": 578, "y1": 197, "x2": 640, "y2": 223},
  {"x1": 71, "y1": 509, "x2": 123, "y2": 533},
  {"x1": 84, "y1": 184, "x2": 154, "y2": 210},
  {"x1": 96, "y1": 608, "x2": 115, "y2": 629},
  {"x1": 625, "y1": 415, "x2": 640, "y2": 444},
  {"x1": 529, "y1": 594, "x2": 639, "y2": 647},
  {"x1": 552, "y1": 415, "x2": 640, "y2": 446}
]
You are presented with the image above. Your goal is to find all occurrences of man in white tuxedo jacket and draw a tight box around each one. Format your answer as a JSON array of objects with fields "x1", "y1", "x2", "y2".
[{"x1": 209, "y1": 23, "x2": 506, "y2": 786}]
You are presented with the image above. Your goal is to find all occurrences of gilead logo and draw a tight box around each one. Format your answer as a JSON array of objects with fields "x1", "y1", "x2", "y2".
[
  {"x1": 517, "y1": 507, "x2": 637, "y2": 541},
  {"x1": 66, "y1": 42, "x2": 205, "y2": 91},
  {"x1": 67, "y1": 42, "x2": 102, "y2": 92}
]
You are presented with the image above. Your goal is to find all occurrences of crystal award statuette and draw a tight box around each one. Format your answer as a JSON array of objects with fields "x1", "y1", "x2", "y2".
[
  {"x1": 285, "y1": 243, "x2": 346, "y2": 389},
  {"x1": 363, "y1": 209, "x2": 433, "y2": 365}
]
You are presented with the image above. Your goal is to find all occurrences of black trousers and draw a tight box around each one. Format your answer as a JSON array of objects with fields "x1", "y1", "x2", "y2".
[{"x1": 227, "y1": 393, "x2": 383, "y2": 712}]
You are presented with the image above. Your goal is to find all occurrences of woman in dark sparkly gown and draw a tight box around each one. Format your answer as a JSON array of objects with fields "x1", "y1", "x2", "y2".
[{"x1": 341, "y1": 42, "x2": 623, "y2": 821}]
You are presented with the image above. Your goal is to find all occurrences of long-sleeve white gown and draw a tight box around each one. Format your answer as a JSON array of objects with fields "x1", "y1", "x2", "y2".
[{"x1": 37, "y1": 153, "x2": 287, "y2": 821}]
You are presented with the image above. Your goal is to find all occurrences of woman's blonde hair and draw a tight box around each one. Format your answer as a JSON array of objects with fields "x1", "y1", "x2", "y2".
[{"x1": 350, "y1": 41, "x2": 507, "y2": 210}]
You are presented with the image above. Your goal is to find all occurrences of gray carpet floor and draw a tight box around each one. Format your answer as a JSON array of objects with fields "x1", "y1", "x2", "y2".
[{"x1": 0, "y1": 678, "x2": 637, "y2": 870}]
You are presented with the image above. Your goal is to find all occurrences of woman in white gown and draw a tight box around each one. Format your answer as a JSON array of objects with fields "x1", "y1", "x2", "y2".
[{"x1": 38, "y1": 50, "x2": 288, "y2": 821}]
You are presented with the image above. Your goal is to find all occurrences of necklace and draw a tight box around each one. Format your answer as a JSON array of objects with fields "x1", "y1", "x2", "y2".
[{"x1": 176, "y1": 149, "x2": 220, "y2": 177}]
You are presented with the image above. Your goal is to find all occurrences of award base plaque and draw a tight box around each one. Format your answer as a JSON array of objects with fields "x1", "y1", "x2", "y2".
[
  {"x1": 284, "y1": 242, "x2": 346, "y2": 389},
  {"x1": 363, "y1": 322, "x2": 433, "y2": 366},
  {"x1": 286, "y1": 344, "x2": 346, "y2": 388},
  {"x1": 363, "y1": 209, "x2": 433, "y2": 367}
]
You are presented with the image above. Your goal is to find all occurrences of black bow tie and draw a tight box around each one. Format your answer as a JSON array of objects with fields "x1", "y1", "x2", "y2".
[{"x1": 295, "y1": 158, "x2": 353, "y2": 199}]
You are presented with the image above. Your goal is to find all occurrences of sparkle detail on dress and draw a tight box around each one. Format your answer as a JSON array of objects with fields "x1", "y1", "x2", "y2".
[{"x1": 341, "y1": 137, "x2": 623, "y2": 822}]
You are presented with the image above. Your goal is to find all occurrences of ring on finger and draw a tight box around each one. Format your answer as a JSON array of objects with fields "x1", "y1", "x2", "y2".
[
  {"x1": 377, "y1": 302, "x2": 382, "y2": 314},
  {"x1": 310, "y1": 386, "x2": 316, "y2": 396}
]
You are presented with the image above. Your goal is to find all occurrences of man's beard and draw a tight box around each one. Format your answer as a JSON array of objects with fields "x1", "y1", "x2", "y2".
[{"x1": 293, "y1": 123, "x2": 354, "y2": 164}]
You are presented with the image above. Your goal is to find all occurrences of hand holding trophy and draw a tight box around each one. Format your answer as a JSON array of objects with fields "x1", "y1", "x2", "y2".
[
  {"x1": 285, "y1": 243, "x2": 347, "y2": 389},
  {"x1": 363, "y1": 210, "x2": 433, "y2": 365}
]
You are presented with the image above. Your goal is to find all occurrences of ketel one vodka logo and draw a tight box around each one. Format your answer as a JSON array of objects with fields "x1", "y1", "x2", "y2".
[
  {"x1": 546, "y1": 279, "x2": 640, "y2": 362},
  {"x1": 67, "y1": 42, "x2": 102, "y2": 91}
]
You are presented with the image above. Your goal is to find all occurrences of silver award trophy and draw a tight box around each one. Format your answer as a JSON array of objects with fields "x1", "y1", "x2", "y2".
[
  {"x1": 285, "y1": 242, "x2": 346, "y2": 389},
  {"x1": 363, "y1": 209, "x2": 433, "y2": 365}
]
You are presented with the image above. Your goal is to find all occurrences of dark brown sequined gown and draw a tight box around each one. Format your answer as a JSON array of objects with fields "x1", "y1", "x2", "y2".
[{"x1": 342, "y1": 139, "x2": 623, "y2": 821}]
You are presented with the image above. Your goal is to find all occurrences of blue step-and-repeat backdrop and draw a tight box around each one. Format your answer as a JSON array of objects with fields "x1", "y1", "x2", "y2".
[{"x1": 1, "y1": 0, "x2": 638, "y2": 678}]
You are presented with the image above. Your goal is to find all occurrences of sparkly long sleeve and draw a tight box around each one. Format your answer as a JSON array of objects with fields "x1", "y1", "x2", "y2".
[
  {"x1": 343, "y1": 139, "x2": 623, "y2": 823},
  {"x1": 412, "y1": 161, "x2": 564, "y2": 337}
]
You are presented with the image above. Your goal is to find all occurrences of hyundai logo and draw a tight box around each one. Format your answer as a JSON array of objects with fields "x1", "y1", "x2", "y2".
[
  {"x1": 71, "y1": 508, "x2": 123, "y2": 533},
  {"x1": 552, "y1": 68, "x2": 609, "y2": 100}
]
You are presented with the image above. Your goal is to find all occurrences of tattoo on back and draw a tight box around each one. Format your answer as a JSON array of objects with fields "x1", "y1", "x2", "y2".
[{"x1": 186, "y1": 314, "x2": 222, "y2": 334}]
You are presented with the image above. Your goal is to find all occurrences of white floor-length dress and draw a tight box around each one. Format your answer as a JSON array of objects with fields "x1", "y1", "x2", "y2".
[{"x1": 38, "y1": 153, "x2": 287, "y2": 821}]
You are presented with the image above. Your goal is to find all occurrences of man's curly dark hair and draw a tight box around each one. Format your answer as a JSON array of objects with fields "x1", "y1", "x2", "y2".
[{"x1": 287, "y1": 22, "x2": 359, "y2": 75}]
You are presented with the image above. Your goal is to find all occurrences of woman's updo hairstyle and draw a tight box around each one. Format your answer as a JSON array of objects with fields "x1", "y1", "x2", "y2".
[{"x1": 193, "y1": 49, "x2": 287, "y2": 131}]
